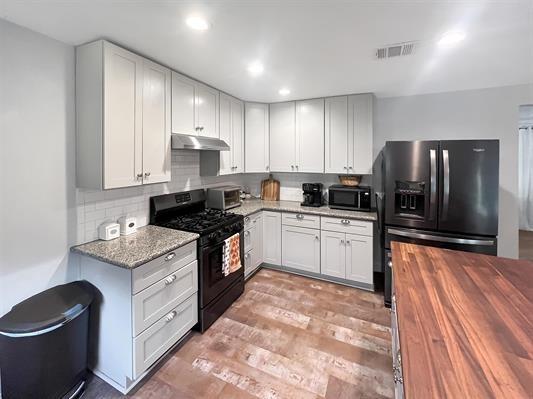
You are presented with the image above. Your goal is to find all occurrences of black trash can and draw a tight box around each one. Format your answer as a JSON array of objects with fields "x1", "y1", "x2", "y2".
[{"x1": 0, "y1": 281, "x2": 95, "y2": 399}]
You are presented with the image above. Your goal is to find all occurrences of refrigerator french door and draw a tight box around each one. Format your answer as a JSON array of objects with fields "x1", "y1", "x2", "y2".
[{"x1": 438, "y1": 140, "x2": 499, "y2": 236}]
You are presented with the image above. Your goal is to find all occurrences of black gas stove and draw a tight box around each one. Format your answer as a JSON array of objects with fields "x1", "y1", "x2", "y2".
[{"x1": 150, "y1": 189, "x2": 244, "y2": 332}]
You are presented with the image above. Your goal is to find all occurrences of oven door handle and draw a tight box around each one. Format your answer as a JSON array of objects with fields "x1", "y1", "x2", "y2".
[{"x1": 387, "y1": 228, "x2": 494, "y2": 246}]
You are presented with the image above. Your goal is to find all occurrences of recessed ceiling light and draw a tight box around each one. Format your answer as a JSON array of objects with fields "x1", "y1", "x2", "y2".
[
  {"x1": 279, "y1": 88, "x2": 290, "y2": 96},
  {"x1": 438, "y1": 31, "x2": 466, "y2": 47},
  {"x1": 186, "y1": 15, "x2": 210, "y2": 31},
  {"x1": 247, "y1": 62, "x2": 264, "y2": 77}
]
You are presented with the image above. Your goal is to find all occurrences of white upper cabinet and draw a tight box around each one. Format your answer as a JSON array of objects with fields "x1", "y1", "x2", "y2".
[
  {"x1": 269, "y1": 100, "x2": 325, "y2": 173},
  {"x1": 171, "y1": 72, "x2": 219, "y2": 138},
  {"x1": 196, "y1": 83, "x2": 219, "y2": 138},
  {"x1": 245, "y1": 103, "x2": 270, "y2": 173},
  {"x1": 269, "y1": 101, "x2": 296, "y2": 172},
  {"x1": 325, "y1": 96, "x2": 349, "y2": 174},
  {"x1": 211, "y1": 93, "x2": 243, "y2": 175},
  {"x1": 142, "y1": 60, "x2": 171, "y2": 184},
  {"x1": 296, "y1": 98, "x2": 324, "y2": 173},
  {"x1": 170, "y1": 72, "x2": 196, "y2": 136},
  {"x1": 76, "y1": 40, "x2": 170, "y2": 190},
  {"x1": 325, "y1": 94, "x2": 373, "y2": 174},
  {"x1": 348, "y1": 94, "x2": 373, "y2": 175}
]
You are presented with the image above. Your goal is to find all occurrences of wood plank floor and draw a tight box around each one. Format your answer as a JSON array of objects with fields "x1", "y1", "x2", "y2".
[{"x1": 84, "y1": 269, "x2": 393, "y2": 399}]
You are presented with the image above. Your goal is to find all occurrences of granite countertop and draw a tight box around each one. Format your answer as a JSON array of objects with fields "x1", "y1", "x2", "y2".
[
  {"x1": 230, "y1": 199, "x2": 377, "y2": 221},
  {"x1": 71, "y1": 225, "x2": 199, "y2": 269}
]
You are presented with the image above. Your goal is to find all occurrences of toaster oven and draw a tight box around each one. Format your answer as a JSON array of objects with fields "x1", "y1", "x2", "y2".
[{"x1": 206, "y1": 186, "x2": 242, "y2": 210}]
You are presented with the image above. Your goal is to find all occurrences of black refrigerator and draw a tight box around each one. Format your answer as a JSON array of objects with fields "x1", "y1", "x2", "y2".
[{"x1": 383, "y1": 140, "x2": 499, "y2": 306}]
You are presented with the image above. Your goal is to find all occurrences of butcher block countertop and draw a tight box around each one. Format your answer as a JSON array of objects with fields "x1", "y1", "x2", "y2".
[{"x1": 391, "y1": 242, "x2": 533, "y2": 399}]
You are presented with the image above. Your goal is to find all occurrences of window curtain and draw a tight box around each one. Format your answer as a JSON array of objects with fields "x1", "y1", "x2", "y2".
[{"x1": 519, "y1": 126, "x2": 533, "y2": 231}]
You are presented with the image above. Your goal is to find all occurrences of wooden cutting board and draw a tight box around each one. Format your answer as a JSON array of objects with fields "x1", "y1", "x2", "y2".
[{"x1": 261, "y1": 174, "x2": 280, "y2": 201}]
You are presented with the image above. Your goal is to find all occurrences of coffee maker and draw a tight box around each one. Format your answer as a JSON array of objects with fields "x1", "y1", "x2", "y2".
[{"x1": 301, "y1": 183, "x2": 323, "y2": 207}]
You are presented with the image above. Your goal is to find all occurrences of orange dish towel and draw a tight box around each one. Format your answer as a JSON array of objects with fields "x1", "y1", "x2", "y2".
[{"x1": 222, "y1": 233, "x2": 241, "y2": 276}]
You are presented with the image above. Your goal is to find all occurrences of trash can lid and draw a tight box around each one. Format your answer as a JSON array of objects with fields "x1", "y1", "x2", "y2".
[{"x1": 0, "y1": 281, "x2": 95, "y2": 336}]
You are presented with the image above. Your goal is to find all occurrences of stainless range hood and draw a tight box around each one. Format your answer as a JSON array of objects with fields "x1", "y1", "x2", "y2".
[{"x1": 171, "y1": 134, "x2": 230, "y2": 151}]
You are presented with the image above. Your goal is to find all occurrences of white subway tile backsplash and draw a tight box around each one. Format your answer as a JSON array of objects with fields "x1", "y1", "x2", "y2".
[{"x1": 74, "y1": 150, "x2": 372, "y2": 245}]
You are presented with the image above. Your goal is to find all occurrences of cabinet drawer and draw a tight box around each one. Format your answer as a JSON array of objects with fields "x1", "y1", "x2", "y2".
[
  {"x1": 282, "y1": 212, "x2": 320, "y2": 229},
  {"x1": 132, "y1": 241, "x2": 196, "y2": 294},
  {"x1": 133, "y1": 293, "x2": 198, "y2": 378},
  {"x1": 243, "y1": 228, "x2": 253, "y2": 253},
  {"x1": 133, "y1": 261, "x2": 198, "y2": 336},
  {"x1": 321, "y1": 217, "x2": 373, "y2": 237}
]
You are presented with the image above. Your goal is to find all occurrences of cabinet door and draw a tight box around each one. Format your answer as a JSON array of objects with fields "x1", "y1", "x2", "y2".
[
  {"x1": 345, "y1": 233, "x2": 373, "y2": 284},
  {"x1": 245, "y1": 103, "x2": 270, "y2": 173},
  {"x1": 251, "y1": 213, "x2": 263, "y2": 269},
  {"x1": 142, "y1": 60, "x2": 171, "y2": 184},
  {"x1": 348, "y1": 94, "x2": 373, "y2": 175},
  {"x1": 296, "y1": 98, "x2": 324, "y2": 173},
  {"x1": 282, "y1": 225, "x2": 320, "y2": 273},
  {"x1": 196, "y1": 83, "x2": 219, "y2": 138},
  {"x1": 231, "y1": 98, "x2": 244, "y2": 173},
  {"x1": 320, "y1": 230, "x2": 346, "y2": 279},
  {"x1": 103, "y1": 42, "x2": 143, "y2": 189},
  {"x1": 218, "y1": 93, "x2": 233, "y2": 175},
  {"x1": 269, "y1": 102, "x2": 295, "y2": 172},
  {"x1": 325, "y1": 96, "x2": 349, "y2": 174},
  {"x1": 262, "y1": 211, "x2": 282, "y2": 265},
  {"x1": 171, "y1": 72, "x2": 196, "y2": 135}
]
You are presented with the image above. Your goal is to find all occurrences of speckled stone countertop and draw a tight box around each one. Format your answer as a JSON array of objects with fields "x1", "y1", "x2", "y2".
[
  {"x1": 71, "y1": 225, "x2": 199, "y2": 269},
  {"x1": 230, "y1": 199, "x2": 377, "y2": 221}
]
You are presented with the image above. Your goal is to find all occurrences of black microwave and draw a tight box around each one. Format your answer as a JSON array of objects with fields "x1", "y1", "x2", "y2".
[{"x1": 328, "y1": 185, "x2": 372, "y2": 211}]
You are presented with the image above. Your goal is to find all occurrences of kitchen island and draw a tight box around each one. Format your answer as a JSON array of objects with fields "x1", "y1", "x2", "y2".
[{"x1": 391, "y1": 242, "x2": 533, "y2": 398}]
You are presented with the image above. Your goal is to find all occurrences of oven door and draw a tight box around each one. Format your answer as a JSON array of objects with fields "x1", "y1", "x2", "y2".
[
  {"x1": 199, "y1": 232, "x2": 244, "y2": 308},
  {"x1": 329, "y1": 188, "x2": 358, "y2": 210}
]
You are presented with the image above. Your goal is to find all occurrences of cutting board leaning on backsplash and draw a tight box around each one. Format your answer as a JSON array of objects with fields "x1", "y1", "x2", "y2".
[{"x1": 261, "y1": 174, "x2": 280, "y2": 201}]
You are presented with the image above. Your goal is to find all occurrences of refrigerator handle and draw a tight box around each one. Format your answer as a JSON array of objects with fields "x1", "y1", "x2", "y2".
[
  {"x1": 442, "y1": 149, "x2": 450, "y2": 220},
  {"x1": 429, "y1": 149, "x2": 437, "y2": 220}
]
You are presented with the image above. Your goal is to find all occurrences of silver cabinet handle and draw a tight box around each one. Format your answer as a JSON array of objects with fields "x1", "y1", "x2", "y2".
[
  {"x1": 315, "y1": 235, "x2": 319, "y2": 240},
  {"x1": 296, "y1": 214, "x2": 304, "y2": 220},
  {"x1": 343, "y1": 166, "x2": 348, "y2": 170},
  {"x1": 244, "y1": 230, "x2": 250, "y2": 236},
  {"x1": 340, "y1": 239, "x2": 344, "y2": 244},
  {"x1": 244, "y1": 217, "x2": 250, "y2": 223},
  {"x1": 195, "y1": 127, "x2": 200, "y2": 131},
  {"x1": 341, "y1": 219, "x2": 351, "y2": 225},
  {"x1": 348, "y1": 166, "x2": 353, "y2": 170},
  {"x1": 266, "y1": 165, "x2": 269, "y2": 170},
  {"x1": 136, "y1": 173, "x2": 143, "y2": 180},
  {"x1": 442, "y1": 149, "x2": 450, "y2": 220},
  {"x1": 388, "y1": 260, "x2": 393, "y2": 269},
  {"x1": 144, "y1": 172, "x2": 151, "y2": 177},
  {"x1": 165, "y1": 252, "x2": 176, "y2": 261},
  {"x1": 164, "y1": 274, "x2": 177, "y2": 285},
  {"x1": 291, "y1": 165, "x2": 294, "y2": 170},
  {"x1": 346, "y1": 240, "x2": 350, "y2": 244},
  {"x1": 165, "y1": 311, "x2": 177, "y2": 322}
]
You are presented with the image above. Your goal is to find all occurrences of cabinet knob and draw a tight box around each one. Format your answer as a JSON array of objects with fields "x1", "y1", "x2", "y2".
[
  {"x1": 266, "y1": 165, "x2": 269, "y2": 170},
  {"x1": 165, "y1": 311, "x2": 177, "y2": 323},
  {"x1": 341, "y1": 239, "x2": 345, "y2": 244},
  {"x1": 244, "y1": 231, "x2": 250, "y2": 236},
  {"x1": 144, "y1": 172, "x2": 151, "y2": 177},
  {"x1": 244, "y1": 217, "x2": 250, "y2": 223},
  {"x1": 164, "y1": 274, "x2": 177, "y2": 285},
  {"x1": 291, "y1": 165, "x2": 294, "y2": 169},
  {"x1": 296, "y1": 214, "x2": 304, "y2": 220},
  {"x1": 200, "y1": 126, "x2": 204, "y2": 131},
  {"x1": 136, "y1": 173, "x2": 143, "y2": 180},
  {"x1": 315, "y1": 235, "x2": 319, "y2": 240},
  {"x1": 165, "y1": 252, "x2": 176, "y2": 261},
  {"x1": 195, "y1": 127, "x2": 200, "y2": 131},
  {"x1": 346, "y1": 240, "x2": 350, "y2": 245},
  {"x1": 348, "y1": 166, "x2": 353, "y2": 170},
  {"x1": 343, "y1": 166, "x2": 348, "y2": 170}
]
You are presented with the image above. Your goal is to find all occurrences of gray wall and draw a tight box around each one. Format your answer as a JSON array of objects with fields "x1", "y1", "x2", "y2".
[
  {"x1": 374, "y1": 84, "x2": 533, "y2": 258},
  {"x1": 0, "y1": 19, "x2": 77, "y2": 315}
]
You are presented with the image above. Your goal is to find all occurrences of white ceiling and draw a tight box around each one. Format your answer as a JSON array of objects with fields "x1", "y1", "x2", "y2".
[{"x1": 1, "y1": 0, "x2": 532, "y2": 102}]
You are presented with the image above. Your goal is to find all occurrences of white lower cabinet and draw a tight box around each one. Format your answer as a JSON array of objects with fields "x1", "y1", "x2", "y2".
[
  {"x1": 320, "y1": 230, "x2": 346, "y2": 279},
  {"x1": 133, "y1": 293, "x2": 198, "y2": 379},
  {"x1": 244, "y1": 212, "x2": 263, "y2": 277},
  {"x1": 346, "y1": 233, "x2": 373, "y2": 284},
  {"x1": 262, "y1": 211, "x2": 282, "y2": 265},
  {"x1": 320, "y1": 228, "x2": 373, "y2": 285},
  {"x1": 79, "y1": 241, "x2": 198, "y2": 394},
  {"x1": 282, "y1": 225, "x2": 321, "y2": 273}
]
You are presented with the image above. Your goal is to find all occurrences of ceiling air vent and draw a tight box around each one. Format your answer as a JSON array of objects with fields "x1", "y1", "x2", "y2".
[{"x1": 376, "y1": 41, "x2": 417, "y2": 59}]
